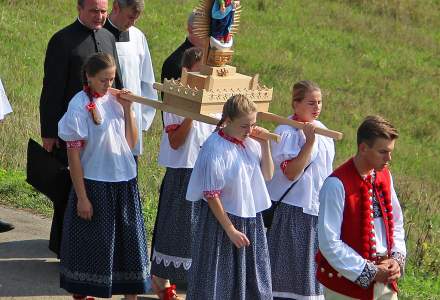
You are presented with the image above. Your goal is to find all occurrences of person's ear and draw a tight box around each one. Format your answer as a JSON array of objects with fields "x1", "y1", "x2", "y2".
[
  {"x1": 224, "y1": 117, "x2": 232, "y2": 126},
  {"x1": 85, "y1": 74, "x2": 92, "y2": 84},
  {"x1": 358, "y1": 142, "x2": 368, "y2": 154}
]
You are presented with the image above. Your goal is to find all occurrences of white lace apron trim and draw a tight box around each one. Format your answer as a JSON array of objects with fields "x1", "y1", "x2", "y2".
[{"x1": 152, "y1": 249, "x2": 192, "y2": 270}]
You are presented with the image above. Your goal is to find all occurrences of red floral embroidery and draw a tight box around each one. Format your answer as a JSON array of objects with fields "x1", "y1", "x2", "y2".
[
  {"x1": 280, "y1": 116, "x2": 303, "y2": 176},
  {"x1": 66, "y1": 140, "x2": 85, "y2": 149},
  {"x1": 280, "y1": 159, "x2": 293, "y2": 174},
  {"x1": 165, "y1": 124, "x2": 181, "y2": 133},
  {"x1": 218, "y1": 129, "x2": 245, "y2": 148},
  {"x1": 203, "y1": 190, "x2": 222, "y2": 199}
]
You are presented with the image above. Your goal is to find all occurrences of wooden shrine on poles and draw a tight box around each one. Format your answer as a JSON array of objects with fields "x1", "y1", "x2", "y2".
[{"x1": 113, "y1": 0, "x2": 343, "y2": 142}]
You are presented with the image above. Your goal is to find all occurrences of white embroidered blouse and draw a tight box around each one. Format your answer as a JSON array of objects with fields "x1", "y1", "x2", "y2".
[
  {"x1": 186, "y1": 130, "x2": 272, "y2": 218},
  {"x1": 58, "y1": 91, "x2": 136, "y2": 182},
  {"x1": 266, "y1": 118, "x2": 335, "y2": 216},
  {"x1": 157, "y1": 112, "x2": 219, "y2": 168}
]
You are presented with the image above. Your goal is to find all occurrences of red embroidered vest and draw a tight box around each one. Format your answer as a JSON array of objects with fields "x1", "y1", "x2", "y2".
[{"x1": 316, "y1": 158, "x2": 397, "y2": 300}]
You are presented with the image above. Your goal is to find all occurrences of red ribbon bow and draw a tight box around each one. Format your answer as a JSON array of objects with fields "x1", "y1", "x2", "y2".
[{"x1": 86, "y1": 102, "x2": 96, "y2": 111}]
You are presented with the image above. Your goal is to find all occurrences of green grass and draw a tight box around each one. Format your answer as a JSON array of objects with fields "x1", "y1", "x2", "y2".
[
  {"x1": 0, "y1": 168, "x2": 52, "y2": 215},
  {"x1": 0, "y1": 0, "x2": 439, "y2": 297}
]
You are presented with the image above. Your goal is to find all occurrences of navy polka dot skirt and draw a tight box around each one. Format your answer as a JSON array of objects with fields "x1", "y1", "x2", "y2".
[
  {"x1": 150, "y1": 168, "x2": 199, "y2": 282},
  {"x1": 59, "y1": 178, "x2": 150, "y2": 297},
  {"x1": 187, "y1": 201, "x2": 273, "y2": 300},
  {"x1": 267, "y1": 203, "x2": 324, "y2": 300}
]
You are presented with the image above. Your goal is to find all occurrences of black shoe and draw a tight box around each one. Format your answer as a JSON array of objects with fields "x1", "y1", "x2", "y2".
[{"x1": 0, "y1": 220, "x2": 14, "y2": 233}]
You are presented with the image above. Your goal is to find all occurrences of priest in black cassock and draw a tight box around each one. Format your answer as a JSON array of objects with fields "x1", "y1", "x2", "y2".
[
  {"x1": 160, "y1": 12, "x2": 204, "y2": 126},
  {"x1": 39, "y1": 0, "x2": 123, "y2": 257}
]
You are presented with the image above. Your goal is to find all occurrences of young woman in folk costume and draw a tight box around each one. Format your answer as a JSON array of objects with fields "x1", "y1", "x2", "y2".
[
  {"x1": 58, "y1": 53, "x2": 150, "y2": 299},
  {"x1": 150, "y1": 47, "x2": 217, "y2": 300},
  {"x1": 185, "y1": 94, "x2": 274, "y2": 300},
  {"x1": 266, "y1": 80, "x2": 335, "y2": 300}
]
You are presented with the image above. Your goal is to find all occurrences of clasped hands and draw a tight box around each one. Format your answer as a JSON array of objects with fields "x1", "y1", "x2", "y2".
[{"x1": 374, "y1": 258, "x2": 401, "y2": 283}]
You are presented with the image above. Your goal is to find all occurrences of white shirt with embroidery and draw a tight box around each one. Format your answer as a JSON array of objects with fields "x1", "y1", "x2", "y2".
[
  {"x1": 266, "y1": 118, "x2": 335, "y2": 216},
  {"x1": 0, "y1": 79, "x2": 12, "y2": 120},
  {"x1": 318, "y1": 175, "x2": 406, "y2": 282},
  {"x1": 114, "y1": 24, "x2": 158, "y2": 156},
  {"x1": 186, "y1": 131, "x2": 271, "y2": 218},
  {"x1": 58, "y1": 91, "x2": 136, "y2": 182},
  {"x1": 157, "y1": 112, "x2": 219, "y2": 168}
]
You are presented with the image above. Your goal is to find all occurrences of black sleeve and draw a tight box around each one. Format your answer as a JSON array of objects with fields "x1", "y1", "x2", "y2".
[
  {"x1": 39, "y1": 32, "x2": 70, "y2": 138},
  {"x1": 160, "y1": 55, "x2": 181, "y2": 102},
  {"x1": 160, "y1": 57, "x2": 180, "y2": 127},
  {"x1": 161, "y1": 56, "x2": 182, "y2": 83}
]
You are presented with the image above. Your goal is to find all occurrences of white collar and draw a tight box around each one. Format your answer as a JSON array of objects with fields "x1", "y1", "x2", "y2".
[{"x1": 77, "y1": 17, "x2": 98, "y2": 32}]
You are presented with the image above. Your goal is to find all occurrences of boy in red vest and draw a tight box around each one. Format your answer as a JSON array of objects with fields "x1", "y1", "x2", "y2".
[{"x1": 317, "y1": 115, "x2": 406, "y2": 300}]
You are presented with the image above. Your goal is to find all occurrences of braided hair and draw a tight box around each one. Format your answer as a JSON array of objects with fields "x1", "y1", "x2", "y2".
[{"x1": 82, "y1": 53, "x2": 116, "y2": 125}]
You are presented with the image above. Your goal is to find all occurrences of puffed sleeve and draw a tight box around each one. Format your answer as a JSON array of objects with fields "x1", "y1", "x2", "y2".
[
  {"x1": 271, "y1": 125, "x2": 303, "y2": 167},
  {"x1": 163, "y1": 112, "x2": 185, "y2": 133},
  {"x1": 58, "y1": 97, "x2": 89, "y2": 142},
  {"x1": 186, "y1": 140, "x2": 226, "y2": 201}
]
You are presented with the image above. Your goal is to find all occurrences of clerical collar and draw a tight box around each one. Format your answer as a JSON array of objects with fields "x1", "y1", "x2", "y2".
[
  {"x1": 105, "y1": 18, "x2": 130, "y2": 42},
  {"x1": 77, "y1": 17, "x2": 98, "y2": 32}
]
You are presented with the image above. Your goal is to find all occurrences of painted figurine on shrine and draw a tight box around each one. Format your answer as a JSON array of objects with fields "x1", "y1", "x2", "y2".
[{"x1": 210, "y1": 0, "x2": 240, "y2": 49}]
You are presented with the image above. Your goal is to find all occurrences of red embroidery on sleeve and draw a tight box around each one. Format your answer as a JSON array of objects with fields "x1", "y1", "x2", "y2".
[
  {"x1": 280, "y1": 159, "x2": 293, "y2": 174},
  {"x1": 165, "y1": 124, "x2": 181, "y2": 133},
  {"x1": 66, "y1": 140, "x2": 85, "y2": 149},
  {"x1": 203, "y1": 190, "x2": 222, "y2": 199}
]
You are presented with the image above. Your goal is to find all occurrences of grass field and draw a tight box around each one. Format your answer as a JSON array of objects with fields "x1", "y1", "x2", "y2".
[{"x1": 0, "y1": 0, "x2": 439, "y2": 298}]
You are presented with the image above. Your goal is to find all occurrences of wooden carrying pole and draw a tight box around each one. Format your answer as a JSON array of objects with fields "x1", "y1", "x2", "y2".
[
  {"x1": 109, "y1": 88, "x2": 281, "y2": 143},
  {"x1": 257, "y1": 111, "x2": 344, "y2": 140}
]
